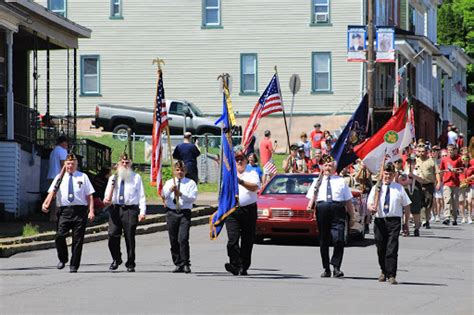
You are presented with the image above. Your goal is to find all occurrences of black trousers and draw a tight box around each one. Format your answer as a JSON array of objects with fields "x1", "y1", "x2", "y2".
[
  {"x1": 316, "y1": 201, "x2": 346, "y2": 270},
  {"x1": 108, "y1": 205, "x2": 139, "y2": 268},
  {"x1": 166, "y1": 208, "x2": 192, "y2": 267},
  {"x1": 374, "y1": 217, "x2": 402, "y2": 278},
  {"x1": 421, "y1": 183, "x2": 434, "y2": 219},
  {"x1": 56, "y1": 206, "x2": 88, "y2": 270},
  {"x1": 225, "y1": 202, "x2": 257, "y2": 271}
]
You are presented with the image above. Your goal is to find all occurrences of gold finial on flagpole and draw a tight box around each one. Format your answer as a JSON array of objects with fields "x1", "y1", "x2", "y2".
[{"x1": 152, "y1": 58, "x2": 165, "y2": 71}]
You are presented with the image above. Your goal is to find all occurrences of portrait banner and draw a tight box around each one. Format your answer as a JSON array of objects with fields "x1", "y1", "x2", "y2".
[
  {"x1": 347, "y1": 25, "x2": 367, "y2": 62},
  {"x1": 376, "y1": 27, "x2": 395, "y2": 63}
]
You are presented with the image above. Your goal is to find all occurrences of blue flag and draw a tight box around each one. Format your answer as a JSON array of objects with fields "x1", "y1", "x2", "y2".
[
  {"x1": 330, "y1": 94, "x2": 368, "y2": 173},
  {"x1": 210, "y1": 93, "x2": 239, "y2": 239}
]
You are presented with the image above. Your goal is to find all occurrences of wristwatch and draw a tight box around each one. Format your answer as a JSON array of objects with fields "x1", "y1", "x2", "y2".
[{"x1": 238, "y1": 178, "x2": 244, "y2": 185}]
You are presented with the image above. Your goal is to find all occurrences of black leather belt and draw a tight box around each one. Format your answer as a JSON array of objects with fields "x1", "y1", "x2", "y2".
[
  {"x1": 166, "y1": 207, "x2": 191, "y2": 213},
  {"x1": 60, "y1": 205, "x2": 87, "y2": 210},
  {"x1": 317, "y1": 201, "x2": 345, "y2": 205},
  {"x1": 115, "y1": 204, "x2": 138, "y2": 209}
]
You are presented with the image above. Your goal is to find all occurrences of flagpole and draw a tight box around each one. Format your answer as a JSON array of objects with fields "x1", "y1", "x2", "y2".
[
  {"x1": 274, "y1": 66, "x2": 291, "y2": 152},
  {"x1": 152, "y1": 58, "x2": 179, "y2": 209}
]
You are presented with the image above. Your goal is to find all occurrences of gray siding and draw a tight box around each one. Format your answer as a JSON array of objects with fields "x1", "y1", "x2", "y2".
[{"x1": 0, "y1": 142, "x2": 20, "y2": 214}]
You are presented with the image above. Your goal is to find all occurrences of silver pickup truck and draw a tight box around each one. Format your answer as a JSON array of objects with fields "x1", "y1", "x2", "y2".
[{"x1": 91, "y1": 100, "x2": 221, "y2": 138}]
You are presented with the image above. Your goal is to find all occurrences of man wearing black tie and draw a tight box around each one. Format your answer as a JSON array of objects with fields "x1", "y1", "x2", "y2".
[
  {"x1": 44, "y1": 153, "x2": 95, "y2": 273},
  {"x1": 368, "y1": 162, "x2": 411, "y2": 285},
  {"x1": 162, "y1": 160, "x2": 198, "y2": 273},
  {"x1": 306, "y1": 155, "x2": 355, "y2": 278},
  {"x1": 103, "y1": 154, "x2": 146, "y2": 272}
]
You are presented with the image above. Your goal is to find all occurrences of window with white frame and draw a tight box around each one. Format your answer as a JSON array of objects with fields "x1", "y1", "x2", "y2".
[
  {"x1": 240, "y1": 54, "x2": 257, "y2": 93},
  {"x1": 312, "y1": 52, "x2": 331, "y2": 92},
  {"x1": 81, "y1": 56, "x2": 100, "y2": 95},
  {"x1": 110, "y1": 0, "x2": 122, "y2": 18},
  {"x1": 312, "y1": 0, "x2": 330, "y2": 24},
  {"x1": 203, "y1": 0, "x2": 220, "y2": 26},
  {"x1": 48, "y1": 0, "x2": 67, "y2": 17}
]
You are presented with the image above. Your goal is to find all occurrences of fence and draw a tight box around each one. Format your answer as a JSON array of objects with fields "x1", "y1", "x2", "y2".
[{"x1": 78, "y1": 130, "x2": 242, "y2": 184}]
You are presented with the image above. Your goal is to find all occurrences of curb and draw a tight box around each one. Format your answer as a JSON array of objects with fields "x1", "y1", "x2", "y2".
[{"x1": 0, "y1": 206, "x2": 216, "y2": 258}]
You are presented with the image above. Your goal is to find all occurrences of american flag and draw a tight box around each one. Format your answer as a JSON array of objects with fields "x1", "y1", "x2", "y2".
[
  {"x1": 242, "y1": 74, "x2": 283, "y2": 153},
  {"x1": 151, "y1": 70, "x2": 168, "y2": 195},
  {"x1": 263, "y1": 160, "x2": 278, "y2": 175}
]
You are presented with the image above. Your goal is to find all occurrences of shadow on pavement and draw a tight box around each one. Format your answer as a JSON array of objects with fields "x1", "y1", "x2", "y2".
[
  {"x1": 346, "y1": 238, "x2": 376, "y2": 247},
  {"x1": 343, "y1": 276, "x2": 379, "y2": 281},
  {"x1": 399, "y1": 281, "x2": 447, "y2": 287},
  {"x1": 193, "y1": 271, "x2": 308, "y2": 280}
]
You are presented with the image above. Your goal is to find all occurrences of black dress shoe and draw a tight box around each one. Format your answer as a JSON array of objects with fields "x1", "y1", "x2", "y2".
[
  {"x1": 224, "y1": 263, "x2": 239, "y2": 276},
  {"x1": 414, "y1": 229, "x2": 420, "y2": 237},
  {"x1": 183, "y1": 265, "x2": 191, "y2": 274},
  {"x1": 425, "y1": 222, "x2": 431, "y2": 229},
  {"x1": 127, "y1": 267, "x2": 135, "y2": 272},
  {"x1": 172, "y1": 265, "x2": 184, "y2": 273},
  {"x1": 333, "y1": 267, "x2": 344, "y2": 278},
  {"x1": 109, "y1": 259, "x2": 122, "y2": 271},
  {"x1": 57, "y1": 262, "x2": 65, "y2": 270},
  {"x1": 239, "y1": 268, "x2": 248, "y2": 276},
  {"x1": 320, "y1": 269, "x2": 331, "y2": 278},
  {"x1": 69, "y1": 268, "x2": 78, "y2": 273},
  {"x1": 452, "y1": 220, "x2": 457, "y2": 226}
]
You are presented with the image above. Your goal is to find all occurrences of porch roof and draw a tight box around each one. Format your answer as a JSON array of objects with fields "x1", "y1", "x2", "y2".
[{"x1": 4, "y1": 0, "x2": 91, "y2": 49}]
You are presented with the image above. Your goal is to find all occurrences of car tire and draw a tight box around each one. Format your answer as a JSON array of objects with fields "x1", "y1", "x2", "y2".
[{"x1": 112, "y1": 124, "x2": 131, "y2": 141}]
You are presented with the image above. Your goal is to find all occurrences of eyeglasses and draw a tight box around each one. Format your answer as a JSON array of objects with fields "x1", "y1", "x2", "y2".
[{"x1": 122, "y1": 161, "x2": 131, "y2": 165}]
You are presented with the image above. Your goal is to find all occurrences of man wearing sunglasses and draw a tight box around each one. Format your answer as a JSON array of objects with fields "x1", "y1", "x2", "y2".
[
  {"x1": 224, "y1": 148, "x2": 261, "y2": 276},
  {"x1": 103, "y1": 153, "x2": 146, "y2": 272}
]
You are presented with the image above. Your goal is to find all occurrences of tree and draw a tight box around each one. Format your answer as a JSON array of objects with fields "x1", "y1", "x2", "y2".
[{"x1": 438, "y1": 0, "x2": 474, "y2": 136}]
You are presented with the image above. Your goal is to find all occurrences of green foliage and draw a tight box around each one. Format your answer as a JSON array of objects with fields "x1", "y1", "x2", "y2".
[
  {"x1": 438, "y1": 0, "x2": 474, "y2": 103},
  {"x1": 22, "y1": 223, "x2": 39, "y2": 237}
]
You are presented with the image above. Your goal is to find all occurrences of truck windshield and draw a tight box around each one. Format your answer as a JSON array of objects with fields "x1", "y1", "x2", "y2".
[{"x1": 187, "y1": 102, "x2": 205, "y2": 117}]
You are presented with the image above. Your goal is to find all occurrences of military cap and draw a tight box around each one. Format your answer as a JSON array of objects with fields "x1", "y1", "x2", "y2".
[
  {"x1": 321, "y1": 154, "x2": 335, "y2": 164},
  {"x1": 65, "y1": 153, "x2": 77, "y2": 161},
  {"x1": 384, "y1": 162, "x2": 395, "y2": 172}
]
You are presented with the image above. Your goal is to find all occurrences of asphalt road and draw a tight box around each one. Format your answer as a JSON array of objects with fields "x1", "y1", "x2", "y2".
[{"x1": 0, "y1": 222, "x2": 472, "y2": 314}]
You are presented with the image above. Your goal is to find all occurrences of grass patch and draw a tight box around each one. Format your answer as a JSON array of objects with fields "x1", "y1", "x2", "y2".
[{"x1": 22, "y1": 223, "x2": 40, "y2": 237}]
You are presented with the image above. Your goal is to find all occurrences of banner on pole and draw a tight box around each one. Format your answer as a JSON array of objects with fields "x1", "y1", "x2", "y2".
[
  {"x1": 347, "y1": 25, "x2": 367, "y2": 62},
  {"x1": 376, "y1": 27, "x2": 395, "y2": 63}
]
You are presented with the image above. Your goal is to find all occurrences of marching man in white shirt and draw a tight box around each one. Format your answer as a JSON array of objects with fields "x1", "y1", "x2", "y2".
[
  {"x1": 42, "y1": 153, "x2": 95, "y2": 273},
  {"x1": 162, "y1": 160, "x2": 198, "y2": 274},
  {"x1": 103, "y1": 153, "x2": 146, "y2": 272},
  {"x1": 306, "y1": 155, "x2": 355, "y2": 278},
  {"x1": 368, "y1": 162, "x2": 411, "y2": 285}
]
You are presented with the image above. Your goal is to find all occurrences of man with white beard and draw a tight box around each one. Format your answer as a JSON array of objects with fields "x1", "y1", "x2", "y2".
[{"x1": 103, "y1": 154, "x2": 146, "y2": 272}]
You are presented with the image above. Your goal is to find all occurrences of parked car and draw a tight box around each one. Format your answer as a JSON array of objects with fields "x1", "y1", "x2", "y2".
[
  {"x1": 91, "y1": 100, "x2": 221, "y2": 139},
  {"x1": 255, "y1": 173, "x2": 366, "y2": 244}
]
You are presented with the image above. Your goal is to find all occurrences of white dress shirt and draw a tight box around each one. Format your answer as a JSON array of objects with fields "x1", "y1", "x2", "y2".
[
  {"x1": 49, "y1": 171, "x2": 95, "y2": 207},
  {"x1": 47, "y1": 145, "x2": 68, "y2": 179},
  {"x1": 305, "y1": 175, "x2": 352, "y2": 202},
  {"x1": 368, "y1": 182, "x2": 411, "y2": 218},
  {"x1": 238, "y1": 170, "x2": 261, "y2": 206},
  {"x1": 162, "y1": 177, "x2": 198, "y2": 210},
  {"x1": 105, "y1": 172, "x2": 147, "y2": 215}
]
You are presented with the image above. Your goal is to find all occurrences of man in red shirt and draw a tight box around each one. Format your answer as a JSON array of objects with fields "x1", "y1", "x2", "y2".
[
  {"x1": 310, "y1": 123, "x2": 324, "y2": 150},
  {"x1": 259, "y1": 130, "x2": 276, "y2": 184},
  {"x1": 437, "y1": 145, "x2": 463, "y2": 225}
]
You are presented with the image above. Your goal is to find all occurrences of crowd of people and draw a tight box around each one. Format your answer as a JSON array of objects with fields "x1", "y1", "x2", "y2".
[{"x1": 255, "y1": 124, "x2": 474, "y2": 230}]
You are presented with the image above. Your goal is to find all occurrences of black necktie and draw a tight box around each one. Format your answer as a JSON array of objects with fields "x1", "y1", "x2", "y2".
[
  {"x1": 118, "y1": 180, "x2": 125, "y2": 205},
  {"x1": 383, "y1": 184, "x2": 390, "y2": 214},
  {"x1": 67, "y1": 174, "x2": 74, "y2": 202},
  {"x1": 326, "y1": 177, "x2": 332, "y2": 202}
]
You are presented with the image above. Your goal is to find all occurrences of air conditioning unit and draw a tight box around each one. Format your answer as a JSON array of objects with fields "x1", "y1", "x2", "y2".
[{"x1": 315, "y1": 13, "x2": 328, "y2": 23}]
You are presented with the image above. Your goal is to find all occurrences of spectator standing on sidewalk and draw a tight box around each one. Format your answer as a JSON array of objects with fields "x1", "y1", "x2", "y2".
[
  {"x1": 259, "y1": 130, "x2": 276, "y2": 184},
  {"x1": 173, "y1": 132, "x2": 201, "y2": 184},
  {"x1": 438, "y1": 145, "x2": 463, "y2": 225},
  {"x1": 298, "y1": 132, "x2": 311, "y2": 159},
  {"x1": 309, "y1": 123, "x2": 324, "y2": 151},
  {"x1": 46, "y1": 135, "x2": 69, "y2": 221}
]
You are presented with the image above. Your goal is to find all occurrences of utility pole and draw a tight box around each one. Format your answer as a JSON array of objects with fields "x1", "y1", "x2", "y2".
[{"x1": 367, "y1": 0, "x2": 375, "y2": 134}]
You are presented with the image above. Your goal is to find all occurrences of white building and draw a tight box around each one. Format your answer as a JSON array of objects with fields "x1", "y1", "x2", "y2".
[{"x1": 32, "y1": 0, "x2": 368, "y2": 143}]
